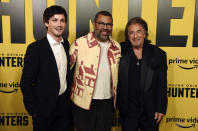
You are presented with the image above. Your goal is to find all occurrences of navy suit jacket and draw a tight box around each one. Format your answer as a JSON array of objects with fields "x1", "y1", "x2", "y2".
[{"x1": 20, "y1": 37, "x2": 72, "y2": 116}]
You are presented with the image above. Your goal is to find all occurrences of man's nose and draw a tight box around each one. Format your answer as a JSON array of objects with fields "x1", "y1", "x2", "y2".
[
  {"x1": 103, "y1": 24, "x2": 108, "y2": 29},
  {"x1": 57, "y1": 21, "x2": 61, "y2": 26},
  {"x1": 134, "y1": 32, "x2": 138, "y2": 38}
]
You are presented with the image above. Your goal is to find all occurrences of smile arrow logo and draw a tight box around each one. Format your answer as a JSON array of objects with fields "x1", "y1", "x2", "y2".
[
  {"x1": 0, "y1": 89, "x2": 18, "y2": 93},
  {"x1": 176, "y1": 124, "x2": 195, "y2": 128},
  {"x1": 177, "y1": 65, "x2": 198, "y2": 70}
]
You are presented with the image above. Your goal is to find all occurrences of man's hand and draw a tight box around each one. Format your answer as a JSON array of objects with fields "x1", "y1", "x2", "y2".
[{"x1": 154, "y1": 112, "x2": 164, "y2": 123}]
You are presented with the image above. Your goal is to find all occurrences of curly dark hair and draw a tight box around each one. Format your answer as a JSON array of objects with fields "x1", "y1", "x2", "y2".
[{"x1": 43, "y1": 5, "x2": 67, "y2": 23}]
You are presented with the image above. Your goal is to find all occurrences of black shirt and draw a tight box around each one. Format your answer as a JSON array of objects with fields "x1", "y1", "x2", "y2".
[{"x1": 128, "y1": 49, "x2": 143, "y2": 113}]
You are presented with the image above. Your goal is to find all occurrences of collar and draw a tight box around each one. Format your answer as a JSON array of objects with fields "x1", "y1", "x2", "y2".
[
  {"x1": 47, "y1": 33, "x2": 64, "y2": 46},
  {"x1": 85, "y1": 32, "x2": 117, "y2": 48}
]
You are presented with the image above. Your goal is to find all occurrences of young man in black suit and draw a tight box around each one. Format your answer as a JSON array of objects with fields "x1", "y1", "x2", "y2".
[
  {"x1": 117, "y1": 17, "x2": 168, "y2": 131},
  {"x1": 20, "y1": 5, "x2": 72, "y2": 131}
]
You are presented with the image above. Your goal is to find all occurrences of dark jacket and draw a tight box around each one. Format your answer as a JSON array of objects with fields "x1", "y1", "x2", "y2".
[
  {"x1": 117, "y1": 40, "x2": 168, "y2": 122},
  {"x1": 20, "y1": 37, "x2": 72, "y2": 116}
]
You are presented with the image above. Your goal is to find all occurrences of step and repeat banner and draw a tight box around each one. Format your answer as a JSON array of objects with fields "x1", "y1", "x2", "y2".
[{"x1": 0, "y1": 0, "x2": 198, "y2": 131}]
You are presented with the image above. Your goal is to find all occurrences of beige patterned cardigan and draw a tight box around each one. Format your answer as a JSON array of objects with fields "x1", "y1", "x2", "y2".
[{"x1": 69, "y1": 32, "x2": 121, "y2": 110}]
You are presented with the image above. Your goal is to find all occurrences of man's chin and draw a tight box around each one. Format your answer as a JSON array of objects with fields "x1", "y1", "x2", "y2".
[
  {"x1": 132, "y1": 44, "x2": 142, "y2": 49},
  {"x1": 54, "y1": 33, "x2": 63, "y2": 37},
  {"x1": 100, "y1": 37, "x2": 109, "y2": 42}
]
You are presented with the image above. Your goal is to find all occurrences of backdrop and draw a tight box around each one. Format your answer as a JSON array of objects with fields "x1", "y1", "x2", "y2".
[{"x1": 0, "y1": 0, "x2": 198, "y2": 131}]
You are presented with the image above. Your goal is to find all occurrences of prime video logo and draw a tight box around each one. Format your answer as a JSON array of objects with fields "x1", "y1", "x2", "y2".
[
  {"x1": 166, "y1": 117, "x2": 198, "y2": 128},
  {"x1": 168, "y1": 58, "x2": 198, "y2": 70}
]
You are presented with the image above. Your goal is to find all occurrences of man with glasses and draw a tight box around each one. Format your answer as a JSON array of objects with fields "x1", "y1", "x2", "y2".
[{"x1": 69, "y1": 11, "x2": 121, "y2": 131}]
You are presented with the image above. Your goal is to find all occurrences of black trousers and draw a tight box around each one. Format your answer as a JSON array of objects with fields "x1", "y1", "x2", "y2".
[
  {"x1": 72, "y1": 98, "x2": 114, "y2": 131},
  {"x1": 32, "y1": 92, "x2": 72, "y2": 131},
  {"x1": 120, "y1": 111, "x2": 159, "y2": 131}
]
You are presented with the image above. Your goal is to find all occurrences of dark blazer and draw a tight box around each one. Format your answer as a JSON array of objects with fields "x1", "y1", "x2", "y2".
[
  {"x1": 117, "y1": 40, "x2": 168, "y2": 123},
  {"x1": 20, "y1": 37, "x2": 72, "y2": 116}
]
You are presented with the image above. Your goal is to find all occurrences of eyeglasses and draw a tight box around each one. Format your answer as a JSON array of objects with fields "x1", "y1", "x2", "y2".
[{"x1": 96, "y1": 22, "x2": 113, "y2": 28}]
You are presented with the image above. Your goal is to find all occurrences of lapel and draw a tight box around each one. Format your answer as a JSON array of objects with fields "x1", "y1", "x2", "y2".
[
  {"x1": 120, "y1": 43, "x2": 132, "y2": 93},
  {"x1": 41, "y1": 37, "x2": 71, "y2": 91},
  {"x1": 61, "y1": 39, "x2": 70, "y2": 76},
  {"x1": 140, "y1": 43, "x2": 154, "y2": 92},
  {"x1": 42, "y1": 37, "x2": 60, "y2": 79},
  {"x1": 61, "y1": 39, "x2": 70, "y2": 65},
  {"x1": 42, "y1": 37, "x2": 70, "y2": 70},
  {"x1": 124, "y1": 49, "x2": 132, "y2": 87}
]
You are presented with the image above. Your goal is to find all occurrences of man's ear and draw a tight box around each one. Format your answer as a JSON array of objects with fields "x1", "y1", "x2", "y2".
[
  {"x1": 44, "y1": 22, "x2": 49, "y2": 28},
  {"x1": 144, "y1": 31, "x2": 146, "y2": 38},
  {"x1": 93, "y1": 22, "x2": 96, "y2": 29}
]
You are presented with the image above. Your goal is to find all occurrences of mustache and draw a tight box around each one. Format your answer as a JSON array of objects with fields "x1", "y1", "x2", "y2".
[{"x1": 100, "y1": 29, "x2": 110, "y2": 33}]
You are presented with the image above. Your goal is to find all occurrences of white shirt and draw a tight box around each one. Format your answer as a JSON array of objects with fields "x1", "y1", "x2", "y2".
[
  {"x1": 93, "y1": 41, "x2": 112, "y2": 99},
  {"x1": 47, "y1": 33, "x2": 67, "y2": 95}
]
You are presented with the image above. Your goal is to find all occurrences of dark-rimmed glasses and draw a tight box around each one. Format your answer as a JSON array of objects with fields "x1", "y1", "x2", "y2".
[{"x1": 96, "y1": 22, "x2": 113, "y2": 28}]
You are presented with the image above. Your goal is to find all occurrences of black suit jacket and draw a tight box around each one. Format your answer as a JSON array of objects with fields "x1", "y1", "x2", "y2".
[
  {"x1": 20, "y1": 37, "x2": 72, "y2": 116},
  {"x1": 117, "y1": 40, "x2": 168, "y2": 122}
]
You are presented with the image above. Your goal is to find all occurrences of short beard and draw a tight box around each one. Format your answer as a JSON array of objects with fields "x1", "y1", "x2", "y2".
[{"x1": 94, "y1": 30, "x2": 110, "y2": 42}]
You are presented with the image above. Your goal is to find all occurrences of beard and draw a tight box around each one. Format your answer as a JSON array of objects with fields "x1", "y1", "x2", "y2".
[{"x1": 94, "y1": 29, "x2": 111, "y2": 42}]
